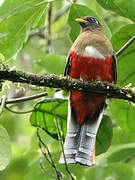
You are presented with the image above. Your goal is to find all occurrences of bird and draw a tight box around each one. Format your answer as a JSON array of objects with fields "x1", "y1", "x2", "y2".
[{"x1": 59, "y1": 16, "x2": 117, "y2": 167}]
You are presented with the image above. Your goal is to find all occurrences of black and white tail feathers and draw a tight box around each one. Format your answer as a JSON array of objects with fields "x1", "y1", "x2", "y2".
[{"x1": 59, "y1": 101, "x2": 104, "y2": 166}]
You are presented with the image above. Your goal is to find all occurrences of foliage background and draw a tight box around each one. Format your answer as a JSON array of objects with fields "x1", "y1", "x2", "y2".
[{"x1": 0, "y1": 0, "x2": 135, "y2": 179}]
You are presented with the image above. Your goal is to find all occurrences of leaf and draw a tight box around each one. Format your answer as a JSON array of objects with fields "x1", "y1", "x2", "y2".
[
  {"x1": 30, "y1": 98, "x2": 68, "y2": 139},
  {"x1": 111, "y1": 24, "x2": 135, "y2": 86},
  {"x1": 0, "y1": 0, "x2": 48, "y2": 61},
  {"x1": 37, "y1": 53, "x2": 67, "y2": 75},
  {"x1": 68, "y1": 3, "x2": 111, "y2": 42},
  {"x1": 96, "y1": 115, "x2": 113, "y2": 156},
  {"x1": 107, "y1": 147, "x2": 135, "y2": 163},
  {"x1": 30, "y1": 98, "x2": 113, "y2": 155},
  {"x1": 112, "y1": 127, "x2": 135, "y2": 145},
  {"x1": 96, "y1": 0, "x2": 135, "y2": 22},
  {"x1": 103, "y1": 163, "x2": 133, "y2": 180},
  {"x1": 22, "y1": 40, "x2": 67, "y2": 75},
  {"x1": 23, "y1": 158, "x2": 55, "y2": 180},
  {"x1": 0, "y1": 124, "x2": 11, "y2": 171},
  {"x1": 109, "y1": 100, "x2": 135, "y2": 133}
]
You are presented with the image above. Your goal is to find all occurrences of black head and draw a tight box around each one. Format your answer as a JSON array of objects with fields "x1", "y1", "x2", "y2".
[{"x1": 75, "y1": 16, "x2": 102, "y2": 31}]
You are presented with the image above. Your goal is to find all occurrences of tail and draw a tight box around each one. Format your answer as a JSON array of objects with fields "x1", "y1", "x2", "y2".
[
  {"x1": 59, "y1": 101, "x2": 80, "y2": 164},
  {"x1": 59, "y1": 102, "x2": 104, "y2": 167}
]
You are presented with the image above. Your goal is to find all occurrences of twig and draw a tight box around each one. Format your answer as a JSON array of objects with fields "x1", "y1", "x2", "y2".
[
  {"x1": 0, "y1": 95, "x2": 6, "y2": 115},
  {"x1": 39, "y1": 159, "x2": 58, "y2": 179},
  {"x1": 29, "y1": 6, "x2": 70, "y2": 39},
  {"x1": 54, "y1": 6, "x2": 70, "y2": 23},
  {"x1": 5, "y1": 105, "x2": 33, "y2": 114},
  {"x1": 115, "y1": 35, "x2": 135, "y2": 57},
  {"x1": 54, "y1": 117, "x2": 75, "y2": 180},
  {"x1": 124, "y1": 152, "x2": 135, "y2": 163},
  {"x1": 37, "y1": 128, "x2": 64, "y2": 180},
  {"x1": 46, "y1": 2, "x2": 53, "y2": 53},
  {"x1": 0, "y1": 92, "x2": 47, "y2": 105}
]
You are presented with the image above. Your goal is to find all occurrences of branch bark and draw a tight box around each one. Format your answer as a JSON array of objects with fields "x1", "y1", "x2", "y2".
[{"x1": 0, "y1": 69, "x2": 135, "y2": 103}]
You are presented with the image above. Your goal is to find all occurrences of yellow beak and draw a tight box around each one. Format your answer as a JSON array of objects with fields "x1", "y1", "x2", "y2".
[{"x1": 75, "y1": 18, "x2": 88, "y2": 23}]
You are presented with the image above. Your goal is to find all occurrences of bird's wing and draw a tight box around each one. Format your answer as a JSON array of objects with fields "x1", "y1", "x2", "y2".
[
  {"x1": 64, "y1": 53, "x2": 71, "y2": 76},
  {"x1": 112, "y1": 54, "x2": 117, "y2": 84}
]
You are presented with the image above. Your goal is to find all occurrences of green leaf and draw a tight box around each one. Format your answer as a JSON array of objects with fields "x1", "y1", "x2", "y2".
[
  {"x1": 23, "y1": 158, "x2": 55, "y2": 180},
  {"x1": 68, "y1": 3, "x2": 111, "y2": 42},
  {"x1": 30, "y1": 98, "x2": 113, "y2": 155},
  {"x1": 0, "y1": 124, "x2": 11, "y2": 171},
  {"x1": 107, "y1": 147, "x2": 135, "y2": 163},
  {"x1": 109, "y1": 100, "x2": 135, "y2": 133},
  {"x1": 111, "y1": 24, "x2": 135, "y2": 86},
  {"x1": 0, "y1": 0, "x2": 48, "y2": 61},
  {"x1": 38, "y1": 53, "x2": 66, "y2": 75},
  {"x1": 112, "y1": 127, "x2": 135, "y2": 145},
  {"x1": 22, "y1": 39, "x2": 67, "y2": 75},
  {"x1": 30, "y1": 98, "x2": 68, "y2": 139},
  {"x1": 103, "y1": 163, "x2": 133, "y2": 180},
  {"x1": 96, "y1": 0, "x2": 135, "y2": 22},
  {"x1": 96, "y1": 115, "x2": 113, "y2": 156}
]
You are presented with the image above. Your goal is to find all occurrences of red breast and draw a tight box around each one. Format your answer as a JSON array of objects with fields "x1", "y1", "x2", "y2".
[{"x1": 69, "y1": 51, "x2": 114, "y2": 83}]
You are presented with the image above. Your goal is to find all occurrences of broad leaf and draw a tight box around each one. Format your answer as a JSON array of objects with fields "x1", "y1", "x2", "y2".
[
  {"x1": 37, "y1": 53, "x2": 66, "y2": 75},
  {"x1": 30, "y1": 98, "x2": 68, "y2": 139},
  {"x1": 23, "y1": 158, "x2": 51, "y2": 180},
  {"x1": 30, "y1": 98, "x2": 113, "y2": 155},
  {"x1": 111, "y1": 24, "x2": 135, "y2": 86},
  {"x1": 96, "y1": 0, "x2": 135, "y2": 22},
  {"x1": 0, "y1": 124, "x2": 11, "y2": 171},
  {"x1": 109, "y1": 100, "x2": 135, "y2": 133},
  {"x1": 68, "y1": 3, "x2": 111, "y2": 42},
  {"x1": 112, "y1": 127, "x2": 135, "y2": 145},
  {"x1": 0, "y1": 0, "x2": 48, "y2": 61},
  {"x1": 107, "y1": 147, "x2": 135, "y2": 163},
  {"x1": 103, "y1": 163, "x2": 133, "y2": 180},
  {"x1": 22, "y1": 40, "x2": 67, "y2": 75},
  {"x1": 96, "y1": 115, "x2": 113, "y2": 156}
]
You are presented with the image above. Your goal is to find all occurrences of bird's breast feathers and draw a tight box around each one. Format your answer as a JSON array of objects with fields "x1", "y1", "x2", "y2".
[
  {"x1": 72, "y1": 46, "x2": 105, "y2": 59},
  {"x1": 69, "y1": 50, "x2": 114, "y2": 83}
]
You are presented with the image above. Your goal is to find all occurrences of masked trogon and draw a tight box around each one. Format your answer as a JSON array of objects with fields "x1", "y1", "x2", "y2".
[{"x1": 59, "y1": 16, "x2": 117, "y2": 166}]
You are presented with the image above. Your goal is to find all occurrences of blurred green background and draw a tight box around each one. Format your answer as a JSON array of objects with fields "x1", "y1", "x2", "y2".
[{"x1": 0, "y1": 0, "x2": 135, "y2": 179}]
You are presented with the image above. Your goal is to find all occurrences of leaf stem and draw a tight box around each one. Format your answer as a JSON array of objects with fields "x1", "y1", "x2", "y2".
[
  {"x1": 0, "y1": 95, "x2": 6, "y2": 115},
  {"x1": 37, "y1": 128, "x2": 64, "y2": 180}
]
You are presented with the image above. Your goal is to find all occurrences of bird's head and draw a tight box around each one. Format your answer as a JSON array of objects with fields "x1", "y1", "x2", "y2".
[{"x1": 75, "y1": 16, "x2": 102, "y2": 32}]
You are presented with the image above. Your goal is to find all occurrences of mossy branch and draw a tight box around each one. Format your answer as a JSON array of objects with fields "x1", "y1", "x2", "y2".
[{"x1": 0, "y1": 69, "x2": 135, "y2": 103}]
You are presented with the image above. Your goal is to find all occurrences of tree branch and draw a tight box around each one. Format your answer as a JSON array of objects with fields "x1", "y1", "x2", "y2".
[
  {"x1": 0, "y1": 69, "x2": 135, "y2": 103},
  {"x1": 46, "y1": 2, "x2": 53, "y2": 53},
  {"x1": 115, "y1": 35, "x2": 135, "y2": 57}
]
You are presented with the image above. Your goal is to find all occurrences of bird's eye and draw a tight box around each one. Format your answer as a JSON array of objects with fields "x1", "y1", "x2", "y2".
[{"x1": 91, "y1": 18, "x2": 99, "y2": 24}]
